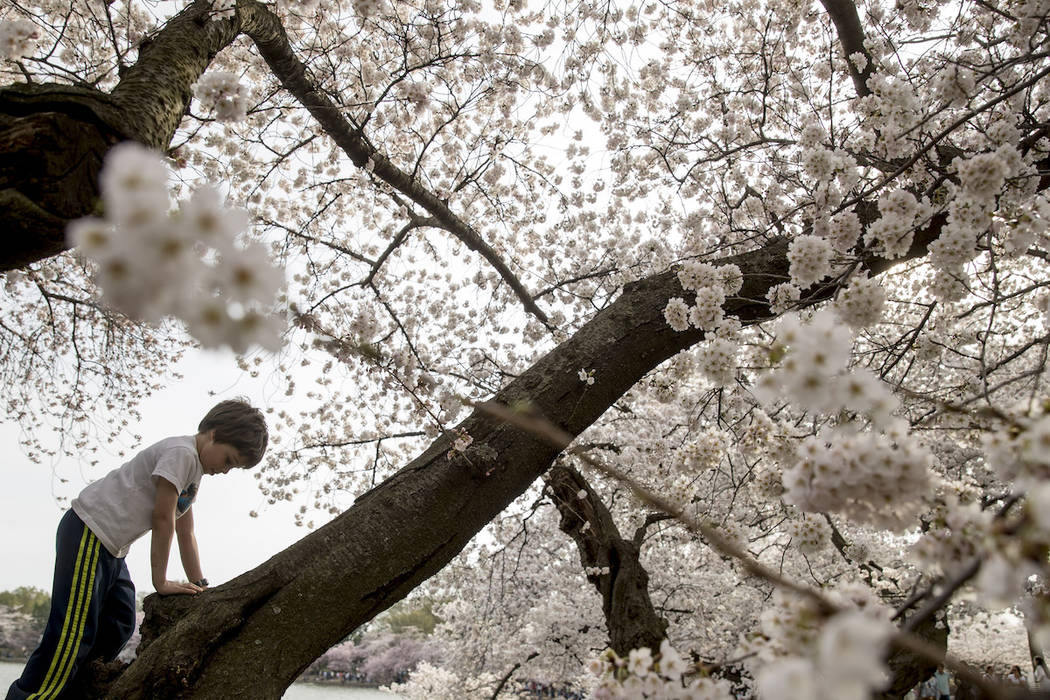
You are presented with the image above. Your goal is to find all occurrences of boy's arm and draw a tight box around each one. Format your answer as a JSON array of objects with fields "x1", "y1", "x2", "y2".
[
  {"x1": 152, "y1": 477, "x2": 202, "y2": 596},
  {"x1": 175, "y1": 507, "x2": 205, "y2": 586}
]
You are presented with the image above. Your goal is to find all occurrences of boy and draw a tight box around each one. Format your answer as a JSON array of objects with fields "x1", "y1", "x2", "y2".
[{"x1": 6, "y1": 398, "x2": 267, "y2": 700}]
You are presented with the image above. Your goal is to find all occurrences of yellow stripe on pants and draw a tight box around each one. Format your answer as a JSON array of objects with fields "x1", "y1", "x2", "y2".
[
  {"x1": 27, "y1": 526, "x2": 90, "y2": 699},
  {"x1": 29, "y1": 529, "x2": 100, "y2": 700},
  {"x1": 45, "y1": 535, "x2": 101, "y2": 700}
]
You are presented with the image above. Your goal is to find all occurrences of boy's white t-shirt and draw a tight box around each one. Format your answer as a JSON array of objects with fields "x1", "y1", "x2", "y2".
[{"x1": 72, "y1": 435, "x2": 203, "y2": 558}]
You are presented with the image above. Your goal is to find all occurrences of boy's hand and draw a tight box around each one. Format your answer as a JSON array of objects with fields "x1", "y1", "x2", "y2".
[{"x1": 155, "y1": 579, "x2": 203, "y2": 596}]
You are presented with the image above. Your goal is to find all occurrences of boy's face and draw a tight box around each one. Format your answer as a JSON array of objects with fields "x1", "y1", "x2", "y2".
[{"x1": 198, "y1": 430, "x2": 246, "y2": 475}]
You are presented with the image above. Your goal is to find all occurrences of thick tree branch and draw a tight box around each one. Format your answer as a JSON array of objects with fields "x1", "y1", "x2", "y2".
[
  {"x1": 108, "y1": 1, "x2": 239, "y2": 149},
  {"x1": 0, "y1": 1, "x2": 239, "y2": 272},
  {"x1": 819, "y1": 0, "x2": 873, "y2": 97}
]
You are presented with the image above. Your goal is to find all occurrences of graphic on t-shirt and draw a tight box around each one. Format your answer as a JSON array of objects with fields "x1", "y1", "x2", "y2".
[{"x1": 177, "y1": 483, "x2": 198, "y2": 515}]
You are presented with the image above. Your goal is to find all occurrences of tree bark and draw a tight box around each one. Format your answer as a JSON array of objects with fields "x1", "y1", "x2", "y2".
[
  {"x1": 545, "y1": 463, "x2": 668, "y2": 655},
  {"x1": 0, "y1": 0, "x2": 238, "y2": 273}
]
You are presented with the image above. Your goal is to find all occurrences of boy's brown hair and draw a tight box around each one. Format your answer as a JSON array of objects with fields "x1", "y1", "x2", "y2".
[{"x1": 198, "y1": 398, "x2": 268, "y2": 467}]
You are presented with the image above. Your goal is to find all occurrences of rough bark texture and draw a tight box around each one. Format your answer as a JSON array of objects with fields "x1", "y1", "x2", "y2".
[
  {"x1": 0, "y1": 1, "x2": 238, "y2": 273},
  {"x1": 0, "y1": 85, "x2": 124, "y2": 270},
  {"x1": 546, "y1": 464, "x2": 668, "y2": 655}
]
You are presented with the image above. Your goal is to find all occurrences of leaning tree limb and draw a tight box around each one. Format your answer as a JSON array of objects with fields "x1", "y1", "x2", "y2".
[{"x1": 104, "y1": 213, "x2": 951, "y2": 698}]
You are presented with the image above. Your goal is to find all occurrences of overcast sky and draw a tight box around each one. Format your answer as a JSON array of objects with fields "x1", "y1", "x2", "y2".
[{"x1": 0, "y1": 348, "x2": 335, "y2": 594}]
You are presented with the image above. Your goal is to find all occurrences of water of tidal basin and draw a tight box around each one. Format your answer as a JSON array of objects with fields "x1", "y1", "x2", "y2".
[{"x1": 0, "y1": 661, "x2": 401, "y2": 699}]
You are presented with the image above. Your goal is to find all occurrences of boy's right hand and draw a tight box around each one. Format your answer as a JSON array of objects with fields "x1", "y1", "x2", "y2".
[{"x1": 154, "y1": 579, "x2": 203, "y2": 595}]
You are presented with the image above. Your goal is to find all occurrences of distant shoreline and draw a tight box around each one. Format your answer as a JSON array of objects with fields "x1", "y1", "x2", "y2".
[{"x1": 295, "y1": 679, "x2": 382, "y2": 689}]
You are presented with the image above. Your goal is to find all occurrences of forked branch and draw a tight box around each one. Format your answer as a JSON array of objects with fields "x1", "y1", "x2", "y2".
[{"x1": 237, "y1": 2, "x2": 551, "y2": 325}]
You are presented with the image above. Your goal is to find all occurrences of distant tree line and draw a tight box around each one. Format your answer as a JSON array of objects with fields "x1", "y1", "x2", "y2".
[
  {"x1": 0, "y1": 587, "x2": 49, "y2": 659},
  {"x1": 301, "y1": 598, "x2": 441, "y2": 686}
]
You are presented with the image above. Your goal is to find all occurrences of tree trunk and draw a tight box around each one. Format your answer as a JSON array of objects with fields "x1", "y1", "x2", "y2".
[
  {"x1": 877, "y1": 612, "x2": 948, "y2": 699},
  {"x1": 0, "y1": 0, "x2": 238, "y2": 273},
  {"x1": 545, "y1": 463, "x2": 668, "y2": 655}
]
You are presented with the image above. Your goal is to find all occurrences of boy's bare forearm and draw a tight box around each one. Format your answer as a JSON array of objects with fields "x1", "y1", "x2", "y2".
[
  {"x1": 178, "y1": 531, "x2": 204, "y2": 583},
  {"x1": 151, "y1": 478, "x2": 202, "y2": 595},
  {"x1": 150, "y1": 516, "x2": 175, "y2": 588},
  {"x1": 151, "y1": 518, "x2": 201, "y2": 595}
]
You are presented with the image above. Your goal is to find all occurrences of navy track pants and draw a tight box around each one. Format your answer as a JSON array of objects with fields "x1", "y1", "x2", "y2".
[{"x1": 6, "y1": 510, "x2": 136, "y2": 700}]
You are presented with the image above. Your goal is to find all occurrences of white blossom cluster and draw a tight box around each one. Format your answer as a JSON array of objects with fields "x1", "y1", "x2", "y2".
[
  {"x1": 718, "y1": 519, "x2": 749, "y2": 552},
  {"x1": 800, "y1": 146, "x2": 854, "y2": 184},
  {"x1": 756, "y1": 611, "x2": 892, "y2": 700},
  {"x1": 385, "y1": 661, "x2": 497, "y2": 700},
  {"x1": 678, "y1": 431, "x2": 728, "y2": 471},
  {"x1": 757, "y1": 589, "x2": 823, "y2": 658},
  {"x1": 0, "y1": 18, "x2": 38, "y2": 60},
  {"x1": 865, "y1": 188, "x2": 922, "y2": 259},
  {"x1": 786, "y1": 513, "x2": 830, "y2": 554},
  {"x1": 861, "y1": 73, "x2": 922, "y2": 159},
  {"x1": 348, "y1": 305, "x2": 380, "y2": 342},
  {"x1": 948, "y1": 414, "x2": 1050, "y2": 617},
  {"x1": 664, "y1": 297, "x2": 691, "y2": 332},
  {"x1": 209, "y1": 0, "x2": 236, "y2": 20},
  {"x1": 450, "y1": 429, "x2": 473, "y2": 455},
  {"x1": 976, "y1": 553, "x2": 1039, "y2": 609},
  {"x1": 785, "y1": 428, "x2": 932, "y2": 531},
  {"x1": 766, "y1": 282, "x2": 800, "y2": 313},
  {"x1": 738, "y1": 409, "x2": 775, "y2": 455},
  {"x1": 911, "y1": 497, "x2": 989, "y2": 574},
  {"x1": 818, "y1": 210, "x2": 862, "y2": 254},
  {"x1": 786, "y1": 235, "x2": 833, "y2": 288},
  {"x1": 756, "y1": 311, "x2": 896, "y2": 422},
  {"x1": 982, "y1": 413, "x2": 1050, "y2": 482},
  {"x1": 690, "y1": 287, "x2": 727, "y2": 330},
  {"x1": 915, "y1": 474, "x2": 1050, "y2": 615},
  {"x1": 957, "y1": 151, "x2": 1011, "y2": 202},
  {"x1": 584, "y1": 565, "x2": 612, "y2": 576},
  {"x1": 67, "y1": 142, "x2": 285, "y2": 353},
  {"x1": 783, "y1": 427, "x2": 932, "y2": 530},
  {"x1": 931, "y1": 65, "x2": 975, "y2": 107},
  {"x1": 353, "y1": 0, "x2": 386, "y2": 18},
  {"x1": 192, "y1": 71, "x2": 250, "y2": 122},
  {"x1": 927, "y1": 267, "x2": 968, "y2": 302},
  {"x1": 276, "y1": 0, "x2": 322, "y2": 17},
  {"x1": 666, "y1": 474, "x2": 696, "y2": 508},
  {"x1": 696, "y1": 336, "x2": 737, "y2": 386},
  {"x1": 753, "y1": 587, "x2": 893, "y2": 700},
  {"x1": 677, "y1": 261, "x2": 719, "y2": 291},
  {"x1": 1003, "y1": 193, "x2": 1050, "y2": 256},
  {"x1": 664, "y1": 263, "x2": 742, "y2": 332},
  {"x1": 751, "y1": 465, "x2": 785, "y2": 500},
  {"x1": 399, "y1": 81, "x2": 430, "y2": 113},
  {"x1": 586, "y1": 641, "x2": 733, "y2": 700},
  {"x1": 925, "y1": 149, "x2": 1025, "y2": 301},
  {"x1": 833, "y1": 273, "x2": 886, "y2": 328}
]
